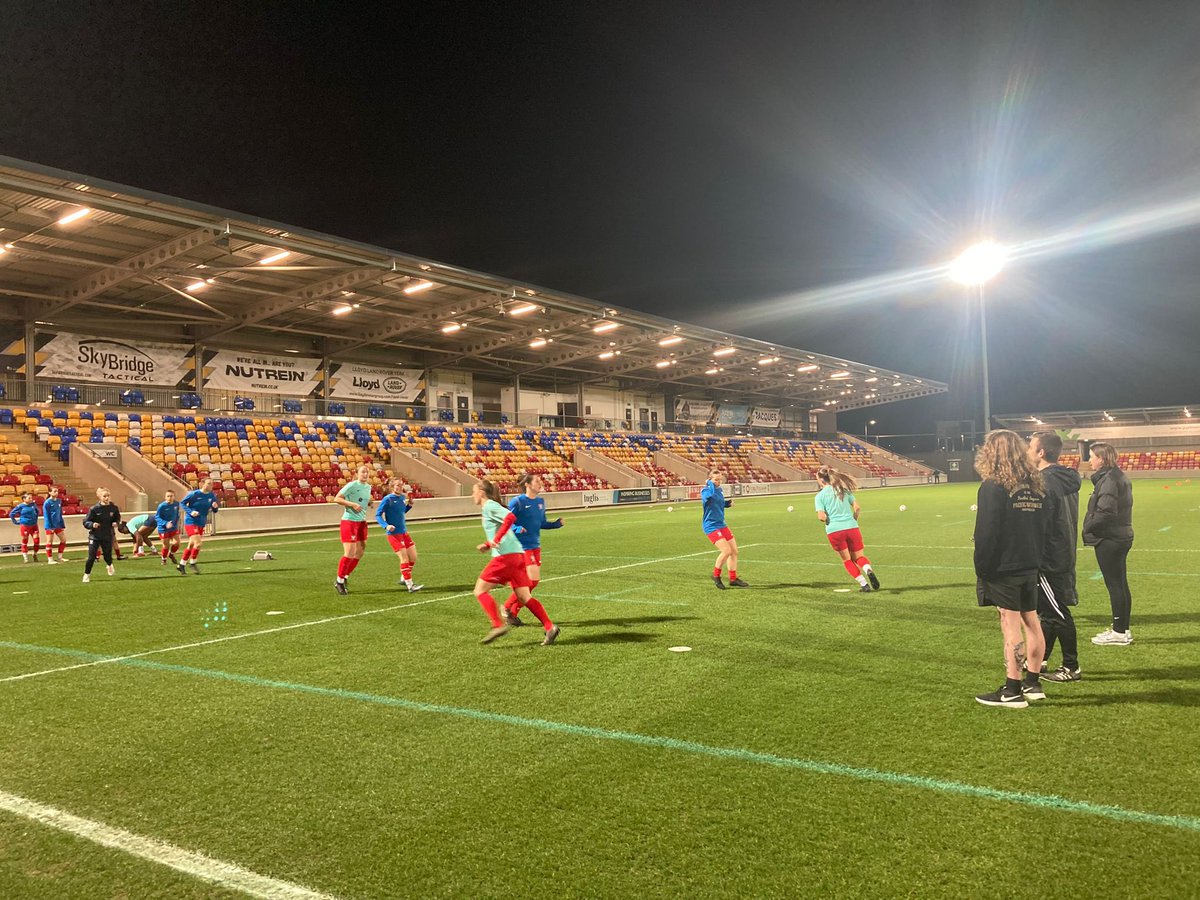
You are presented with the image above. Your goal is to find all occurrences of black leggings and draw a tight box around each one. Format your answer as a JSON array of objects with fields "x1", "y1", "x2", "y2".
[
  {"x1": 1094, "y1": 539, "x2": 1133, "y2": 633},
  {"x1": 85, "y1": 537, "x2": 114, "y2": 574}
]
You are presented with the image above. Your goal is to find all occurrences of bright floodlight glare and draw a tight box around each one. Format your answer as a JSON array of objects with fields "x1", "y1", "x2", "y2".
[{"x1": 949, "y1": 241, "x2": 1006, "y2": 285}]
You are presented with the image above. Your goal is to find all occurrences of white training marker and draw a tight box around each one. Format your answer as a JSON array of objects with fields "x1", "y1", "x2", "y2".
[
  {"x1": 266, "y1": 611, "x2": 285, "y2": 616},
  {"x1": 668, "y1": 646, "x2": 692, "y2": 652},
  {"x1": 12, "y1": 591, "x2": 29, "y2": 595},
  {"x1": 833, "y1": 588, "x2": 852, "y2": 593}
]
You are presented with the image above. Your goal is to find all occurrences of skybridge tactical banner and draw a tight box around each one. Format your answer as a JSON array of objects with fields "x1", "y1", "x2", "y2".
[
  {"x1": 329, "y1": 363, "x2": 425, "y2": 403},
  {"x1": 203, "y1": 349, "x2": 323, "y2": 396},
  {"x1": 29, "y1": 332, "x2": 193, "y2": 386}
]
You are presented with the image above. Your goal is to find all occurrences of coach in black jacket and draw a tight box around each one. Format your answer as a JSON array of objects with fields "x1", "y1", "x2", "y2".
[
  {"x1": 1030, "y1": 433, "x2": 1083, "y2": 681},
  {"x1": 1083, "y1": 442, "x2": 1135, "y2": 646}
]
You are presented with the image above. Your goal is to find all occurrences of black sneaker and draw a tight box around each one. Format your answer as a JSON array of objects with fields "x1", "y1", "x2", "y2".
[
  {"x1": 189, "y1": 563, "x2": 201, "y2": 575},
  {"x1": 177, "y1": 563, "x2": 187, "y2": 575},
  {"x1": 334, "y1": 580, "x2": 348, "y2": 596},
  {"x1": 866, "y1": 569, "x2": 880, "y2": 590},
  {"x1": 712, "y1": 575, "x2": 726, "y2": 590},
  {"x1": 728, "y1": 577, "x2": 749, "y2": 588},
  {"x1": 1043, "y1": 666, "x2": 1081, "y2": 683},
  {"x1": 975, "y1": 685, "x2": 1028, "y2": 708},
  {"x1": 1021, "y1": 680, "x2": 1046, "y2": 701},
  {"x1": 859, "y1": 583, "x2": 872, "y2": 593}
]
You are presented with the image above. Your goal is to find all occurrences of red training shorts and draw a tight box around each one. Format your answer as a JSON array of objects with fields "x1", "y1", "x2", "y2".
[
  {"x1": 706, "y1": 527, "x2": 735, "y2": 545},
  {"x1": 184, "y1": 524, "x2": 206, "y2": 538},
  {"x1": 157, "y1": 527, "x2": 178, "y2": 538},
  {"x1": 827, "y1": 527, "x2": 865, "y2": 554},
  {"x1": 387, "y1": 531, "x2": 415, "y2": 551},
  {"x1": 19, "y1": 525, "x2": 40, "y2": 539},
  {"x1": 340, "y1": 520, "x2": 369, "y2": 543},
  {"x1": 480, "y1": 552, "x2": 532, "y2": 589},
  {"x1": 45, "y1": 528, "x2": 64, "y2": 537},
  {"x1": 523, "y1": 547, "x2": 542, "y2": 567}
]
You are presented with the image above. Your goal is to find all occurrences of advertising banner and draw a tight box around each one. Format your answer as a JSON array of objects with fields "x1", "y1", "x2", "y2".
[
  {"x1": 742, "y1": 482, "x2": 770, "y2": 496},
  {"x1": 715, "y1": 403, "x2": 751, "y2": 426},
  {"x1": 203, "y1": 349, "x2": 323, "y2": 396},
  {"x1": 674, "y1": 399, "x2": 715, "y2": 425},
  {"x1": 582, "y1": 490, "x2": 613, "y2": 507},
  {"x1": 329, "y1": 364, "x2": 425, "y2": 403},
  {"x1": 613, "y1": 488, "x2": 653, "y2": 504},
  {"x1": 33, "y1": 332, "x2": 193, "y2": 386},
  {"x1": 750, "y1": 407, "x2": 781, "y2": 428}
]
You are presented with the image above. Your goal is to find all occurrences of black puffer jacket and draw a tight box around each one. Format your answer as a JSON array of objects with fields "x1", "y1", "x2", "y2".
[{"x1": 1082, "y1": 466, "x2": 1134, "y2": 546}]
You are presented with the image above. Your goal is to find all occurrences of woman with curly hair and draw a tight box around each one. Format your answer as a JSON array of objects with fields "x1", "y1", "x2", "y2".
[{"x1": 972, "y1": 430, "x2": 1049, "y2": 709}]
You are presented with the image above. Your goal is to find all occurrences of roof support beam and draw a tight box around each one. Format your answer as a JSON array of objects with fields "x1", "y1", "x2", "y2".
[
  {"x1": 52, "y1": 225, "x2": 227, "y2": 311},
  {"x1": 331, "y1": 292, "x2": 501, "y2": 356}
]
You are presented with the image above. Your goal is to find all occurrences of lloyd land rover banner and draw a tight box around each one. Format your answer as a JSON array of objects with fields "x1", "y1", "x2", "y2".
[
  {"x1": 203, "y1": 349, "x2": 323, "y2": 396},
  {"x1": 329, "y1": 363, "x2": 425, "y2": 403},
  {"x1": 674, "y1": 399, "x2": 715, "y2": 425},
  {"x1": 34, "y1": 332, "x2": 194, "y2": 386}
]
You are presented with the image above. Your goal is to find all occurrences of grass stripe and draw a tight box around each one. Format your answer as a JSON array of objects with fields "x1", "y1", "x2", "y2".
[
  {"x1": 4, "y1": 640, "x2": 1199, "y2": 837},
  {"x1": 0, "y1": 788, "x2": 338, "y2": 899}
]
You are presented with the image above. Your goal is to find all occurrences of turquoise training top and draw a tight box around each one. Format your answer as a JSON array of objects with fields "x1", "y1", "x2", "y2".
[
  {"x1": 814, "y1": 485, "x2": 858, "y2": 534},
  {"x1": 337, "y1": 479, "x2": 373, "y2": 522},
  {"x1": 481, "y1": 499, "x2": 523, "y2": 557}
]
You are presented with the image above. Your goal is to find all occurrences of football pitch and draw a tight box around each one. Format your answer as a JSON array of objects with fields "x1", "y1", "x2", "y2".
[{"x1": 1, "y1": 480, "x2": 1198, "y2": 898}]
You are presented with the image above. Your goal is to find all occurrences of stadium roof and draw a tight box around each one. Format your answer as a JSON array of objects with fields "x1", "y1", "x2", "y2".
[
  {"x1": 995, "y1": 405, "x2": 1198, "y2": 431},
  {"x1": 0, "y1": 156, "x2": 947, "y2": 411}
]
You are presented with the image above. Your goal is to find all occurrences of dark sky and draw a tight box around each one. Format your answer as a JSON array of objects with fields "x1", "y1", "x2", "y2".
[{"x1": 4, "y1": 1, "x2": 1200, "y2": 435}]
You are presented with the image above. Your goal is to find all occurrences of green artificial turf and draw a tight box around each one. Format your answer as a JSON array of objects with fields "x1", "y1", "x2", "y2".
[{"x1": 1, "y1": 480, "x2": 1198, "y2": 898}]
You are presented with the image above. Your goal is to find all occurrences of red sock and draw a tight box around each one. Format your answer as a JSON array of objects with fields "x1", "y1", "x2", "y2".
[
  {"x1": 191, "y1": 548, "x2": 201, "y2": 561},
  {"x1": 400, "y1": 562, "x2": 413, "y2": 580},
  {"x1": 32, "y1": 539, "x2": 40, "y2": 553},
  {"x1": 729, "y1": 570, "x2": 737, "y2": 581},
  {"x1": 46, "y1": 547, "x2": 53, "y2": 561},
  {"x1": 524, "y1": 597, "x2": 553, "y2": 630},
  {"x1": 713, "y1": 567, "x2": 722, "y2": 578},
  {"x1": 476, "y1": 592, "x2": 503, "y2": 628},
  {"x1": 161, "y1": 546, "x2": 170, "y2": 559},
  {"x1": 856, "y1": 555, "x2": 871, "y2": 568},
  {"x1": 346, "y1": 557, "x2": 361, "y2": 575},
  {"x1": 337, "y1": 557, "x2": 350, "y2": 578},
  {"x1": 59, "y1": 540, "x2": 66, "y2": 555},
  {"x1": 843, "y1": 559, "x2": 861, "y2": 578}
]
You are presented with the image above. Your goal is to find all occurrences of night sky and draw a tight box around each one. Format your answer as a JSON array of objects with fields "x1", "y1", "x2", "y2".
[{"x1": 4, "y1": 1, "x2": 1200, "y2": 435}]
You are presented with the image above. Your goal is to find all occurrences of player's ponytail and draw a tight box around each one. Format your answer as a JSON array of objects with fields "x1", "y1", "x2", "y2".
[
  {"x1": 817, "y1": 466, "x2": 857, "y2": 499},
  {"x1": 480, "y1": 479, "x2": 503, "y2": 504}
]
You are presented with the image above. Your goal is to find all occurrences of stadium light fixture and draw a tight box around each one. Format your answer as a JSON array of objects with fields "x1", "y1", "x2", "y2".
[
  {"x1": 186, "y1": 279, "x2": 212, "y2": 292},
  {"x1": 56, "y1": 207, "x2": 91, "y2": 226},
  {"x1": 1184, "y1": 408, "x2": 1192, "y2": 418},
  {"x1": 404, "y1": 280, "x2": 435, "y2": 294},
  {"x1": 658, "y1": 335, "x2": 683, "y2": 346},
  {"x1": 332, "y1": 305, "x2": 354, "y2": 316},
  {"x1": 598, "y1": 351, "x2": 616, "y2": 360},
  {"x1": 258, "y1": 250, "x2": 289, "y2": 265},
  {"x1": 758, "y1": 356, "x2": 780, "y2": 365},
  {"x1": 796, "y1": 364, "x2": 818, "y2": 372},
  {"x1": 529, "y1": 338, "x2": 548, "y2": 349},
  {"x1": 510, "y1": 303, "x2": 539, "y2": 316},
  {"x1": 830, "y1": 371, "x2": 851, "y2": 379},
  {"x1": 949, "y1": 241, "x2": 1006, "y2": 286},
  {"x1": 441, "y1": 323, "x2": 462, "y2": 334},
  {"x1": 713, "y1": 347, "x2": 736, "y2": 357},
  {"x1": 593, "y1": 321, "x2": 620, "y2": 334}
]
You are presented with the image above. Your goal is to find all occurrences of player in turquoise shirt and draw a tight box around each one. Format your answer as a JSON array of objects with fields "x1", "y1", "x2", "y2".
[
  {"x1": 814, "y1": 466, "x2": 880, "y2": 592},
  {"x1": 333, "y1": 464, "x2": 375, "y2": 595},
  {"x1": 471, "y1": 479, "x2": 559, "y2": 646}
]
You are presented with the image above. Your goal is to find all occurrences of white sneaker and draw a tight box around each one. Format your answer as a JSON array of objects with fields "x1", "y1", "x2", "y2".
[
  {"x1": 47, "y1": 558, "x2": 58, "y2": 565},
  {"x1": 106, "y1": 565, "x2": 115, "y2": 576},
  {"x1": 22, "y1": 553, "x2": 29, "y2": 563},
  {"x1": 407, "y1": 583, "x2": 424, "y2": 592},
  {"x1": 57, "y1": 555, "x2": 67, "y2": 562},
  {"x1": 82, "y1": 574, "x2": 90, "y2": 583},
  {"x1": 1092, "y1": 628, "x2": 1132, "y2": 646}
]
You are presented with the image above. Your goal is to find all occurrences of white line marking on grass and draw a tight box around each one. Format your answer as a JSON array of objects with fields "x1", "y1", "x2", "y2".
[
  {"x1": 1159, "y1": 526, "x2": 1172, "y2": 532},
  {"x1": 12, "y1": 591, "x2": 29, "y2": 595},
  {"x1": 0, "y1": 547, "x2": 745, "y2": 685},
  {"x1": 0, "y1": 788, "x2": 337, "y2": 899}
]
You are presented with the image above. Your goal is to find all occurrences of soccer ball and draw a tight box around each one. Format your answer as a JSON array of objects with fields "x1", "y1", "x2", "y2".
[
  {"x1": 667, "y1": 506, "x2": 674, "y2": 512},
  {"x1": 970, "y1": 504, "x2": 978, "y2": 511},
  {"x1": 787, "y1": 505, "x2": 794, "y2": 512},
  {"x1": 899, "y1": 504, "x2": 907, "y2": 511}
]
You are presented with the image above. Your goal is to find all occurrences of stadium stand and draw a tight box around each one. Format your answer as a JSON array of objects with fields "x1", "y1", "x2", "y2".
[{"x1": 1059, "y1": 451, "x2": 1200, "y2": 471}]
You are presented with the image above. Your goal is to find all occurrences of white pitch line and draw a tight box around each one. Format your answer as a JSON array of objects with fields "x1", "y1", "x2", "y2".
[
  {"x1": 0, "y1": 788, "x2": 337, "y2": 899},
  {"x1": 0, "y1": 546, "x2": 748, "y2": 685}
]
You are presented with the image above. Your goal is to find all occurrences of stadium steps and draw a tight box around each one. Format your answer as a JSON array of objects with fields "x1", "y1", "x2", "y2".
[
  {"x1": 2, "y1": 425, "x2": 95, "y2": 500},
  {"x1": 747, "y1": 450, "x2": 812, "y2": 481},
  {"x1": 654, "y1": 449, "x2": 709, "y2": 483},
  {"x1": 572, "y1": 448, "x2": 646, "y2": 488},
  {"x1": 840, "y1": 434, "x2": 931, "y2": 477}
]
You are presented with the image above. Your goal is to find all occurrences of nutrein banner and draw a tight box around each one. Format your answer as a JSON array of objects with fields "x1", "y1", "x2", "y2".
[
  {"x1": 328, "y1": 363, "x2": 425, "y2": 403},
  {"x1": 203, "y1": 349, "x2": 323, "y2": 396},
  {"x1": 4, "y1": 332, "x2": 195, "y2": 386}
]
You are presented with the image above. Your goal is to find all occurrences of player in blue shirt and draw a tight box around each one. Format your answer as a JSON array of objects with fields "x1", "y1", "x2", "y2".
[
  {"x1": 155, "y1": 490, "x2": 182, "y2": 567},
  {"x1": 42, "y1": 486, "x2": 67, "y2": 564},
  {"x1": 814, "y1": 466, "x2": 879, "y2": 593},
  {"x1": 376, "y1": 476, "x2": 422, "y2": 592},
  {"x1": 9, "y1": 492, "x2": 41, "y2": 563},
  {"x1": 179, "y1": 477, "x2": 219, "y2": 574},
  {"x1": 701, "y1": 471, "x2": 748, "y2": 589},
  {"x1": 501, "y1": 472, "x2": 564, "y2": 626}
]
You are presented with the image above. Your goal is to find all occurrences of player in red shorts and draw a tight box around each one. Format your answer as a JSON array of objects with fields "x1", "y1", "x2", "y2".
[
  {"x1": 473, "y1": 479, "x2": 559, "y2": 646},
  {"x1": 179, "y1": 477, "x2": 219, "y2": 574},
  {"x1": 375, "y1": 476, "x2": 422, "y2": 592},
  {"x1": 814, "y1": 466, "x2": 880, "y2": 592},
  {"x1": 500, "y1": 472, "x2": 563, "y2": 627},
  {"x1": 701, "y1": 470, "x2": 747, "y2": 589},
  {"x1": 332, "y1": 464, "x2": 373, "y2": 595},
  {"x1": 9, "y1": 492, "x2": 41, "y2": 564}
]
